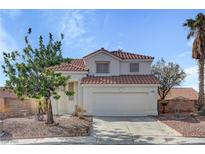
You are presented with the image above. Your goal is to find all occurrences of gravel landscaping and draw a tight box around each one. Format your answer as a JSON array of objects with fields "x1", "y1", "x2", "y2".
[
  {"x1": 156, "y1": 114, "x2": 205, "y2": 137},
  {"x1": 0, "y1": 115, "x2": 92, "y2": 140}
]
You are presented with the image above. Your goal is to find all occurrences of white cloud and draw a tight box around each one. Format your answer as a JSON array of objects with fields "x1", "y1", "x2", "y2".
[
  {"x1": 185, "y1": 66, "x2": 197, "y2": 75},
  {"x1": 102, "y1": 13, "x2": 111, "y2": 31},
  {"x1": 178, "y1": 51, "x2": 191, "y2": 58},
  {"x1": 183, "y1": 66, "x2": 198, "y2": 91},
  {"x1": 0, "y1": 10, "x2": 21, "y2": 58},
  {"x1": 60, "y1": 10, "x2": 98, "y2": 54},
  {"x1": 0, "y1": 10, "x2": 20, "y2": 61},
  {"x1": 0, "y1": 16, "x2": 18, "y2": 86},
  {"x1": 61, "y1": 10, "x2": 86, "y2": 40},
  {"x1": 0, "y1": 18, "x2": 17, "y2": 60}
]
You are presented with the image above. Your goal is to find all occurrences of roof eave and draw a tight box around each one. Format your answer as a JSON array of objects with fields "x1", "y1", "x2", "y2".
[{"x1": 81, "y1": 83, "x2": 160, "y2": 86}]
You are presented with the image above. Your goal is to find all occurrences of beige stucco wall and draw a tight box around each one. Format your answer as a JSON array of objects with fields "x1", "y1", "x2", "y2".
[
  {"x1": 51, "y1": 72, "x2": 159, "y2": 116},
  {"x1": 84, "y1": 51, "x2": 153, "y2": 76},
  {"x1": 84, "y1": 52, "x2": 121, "y2": 76},
  {"x1": 51, "y1": 72, "x2": 87, "y2": 115},
  {"x1": 52, "y1": 52, "x2": 156, "y2": 116},
  {"x1": 120, "y1": 60, "x2": 152, "y2": 75},
  {"x1": 52, "y1": 81, "x2": 79, "y2": 115}
]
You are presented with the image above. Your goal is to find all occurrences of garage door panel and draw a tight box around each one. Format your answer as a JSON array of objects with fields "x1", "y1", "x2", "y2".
[{"x1": 93, "y1": 92, "x2": 151, "y2": 116}]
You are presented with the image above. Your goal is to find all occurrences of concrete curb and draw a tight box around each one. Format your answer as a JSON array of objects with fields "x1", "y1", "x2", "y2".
[
  {"x1": 0, "y1": 136, "x2": 96, "y2": 145},
  {"x1": 2, "y1": 135, "x2": 205, "y2": 145}
]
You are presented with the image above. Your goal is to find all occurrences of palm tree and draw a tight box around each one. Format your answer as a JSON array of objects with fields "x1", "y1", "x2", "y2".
[{"x1": 184, "y1": 13, "x2": 205, "y2": 111}]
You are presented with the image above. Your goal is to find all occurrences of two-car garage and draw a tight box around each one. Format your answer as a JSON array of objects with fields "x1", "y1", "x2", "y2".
[
  {"x1": 82, "y1": 85, "x2": 159, "y2": 116},
  {"x1": 93, "y1": 92, "x2": 150, "y2": 116}
]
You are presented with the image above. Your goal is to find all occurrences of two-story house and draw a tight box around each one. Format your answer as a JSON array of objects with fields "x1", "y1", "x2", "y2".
[{"x1": 50, "y1": 48, "x2": 159, "y2": 116}]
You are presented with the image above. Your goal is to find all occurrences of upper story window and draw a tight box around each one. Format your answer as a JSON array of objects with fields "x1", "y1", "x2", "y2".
[
  {"x1": 96, "y1": 61, "x2": 110, "y2": 73},
  {"x1": 130, "y1": 63, "x2": 139, "y2": 72}
]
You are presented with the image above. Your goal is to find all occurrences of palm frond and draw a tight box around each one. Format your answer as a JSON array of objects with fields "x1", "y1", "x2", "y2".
[
  {"x1": 187, "y1": 31, "x2": 195, "y2": 39},
  {"x1": 183, "y1": 19, "x2": 196, "y2": 30}
]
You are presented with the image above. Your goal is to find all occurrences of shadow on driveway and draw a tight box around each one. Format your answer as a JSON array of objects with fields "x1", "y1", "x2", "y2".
[{"x1": 92, "y1": 116, "x2": 182, "y2": 144}]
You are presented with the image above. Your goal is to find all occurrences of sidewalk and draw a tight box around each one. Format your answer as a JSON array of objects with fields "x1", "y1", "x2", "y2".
[
  {"x1": 1, "y1": 135, "x2": 205, "y2": 145},
  {"x1": 0, "y1": 136, "x2": 96, "y2": 145}
]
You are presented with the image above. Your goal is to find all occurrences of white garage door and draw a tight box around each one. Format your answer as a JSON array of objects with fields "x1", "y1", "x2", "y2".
[{"x1": 93, "y1": 92, "x2": 151, "y2": 116}]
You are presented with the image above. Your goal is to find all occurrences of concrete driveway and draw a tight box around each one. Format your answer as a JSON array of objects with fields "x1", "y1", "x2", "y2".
[{"x1": 93, "y1": 116, "x2": 182, "y2": 144}]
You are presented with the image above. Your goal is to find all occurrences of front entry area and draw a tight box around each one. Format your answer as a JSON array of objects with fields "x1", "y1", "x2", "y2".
[{"x1": 52, "y1": 82, "x2": 78, "y2": 115}]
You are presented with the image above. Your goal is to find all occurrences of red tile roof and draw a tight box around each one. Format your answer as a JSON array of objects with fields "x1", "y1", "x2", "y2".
[
  {"x1": 81, "y1": 75, "x2": 159, "y2": 84},
  {"x1": 70, "y1": 59, "x2": 86, "y2": 68},
  {"x1": 83, "y1": 48, "x2": 154, "y2": 60},
  {"x1": 0, "y1": 88, "x2": 17, "y2": 98},
  {"x1": 111, "y1": 50, "x2": 154, "y2": 60},
  {"x1": 49, "y1": 59, "x2": 88, "y2": 72},
  {"x1": 50, "y1": 49, "x2": 153, "y2": 72},
  {"x1": 162, "y1": 88, "x2": 198, "y2": 101}
]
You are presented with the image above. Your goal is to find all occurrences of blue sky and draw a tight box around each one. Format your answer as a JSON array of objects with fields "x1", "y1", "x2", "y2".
[{"x1": 0, "y1": 9, "x2": 204, "y2": 90}]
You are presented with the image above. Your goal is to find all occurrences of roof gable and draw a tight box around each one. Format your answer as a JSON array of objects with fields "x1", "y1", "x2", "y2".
[
  {"x1": 83, "y1": 48, "x2": 122, "y2": 61},
  {"x1": 83, "y1": 48, "x2": 154, "y2": 60}
]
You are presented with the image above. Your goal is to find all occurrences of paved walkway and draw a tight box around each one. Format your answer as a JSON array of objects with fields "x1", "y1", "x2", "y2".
[{"x1": 1, "y1": 116, "x2": 205, "y2": 145}]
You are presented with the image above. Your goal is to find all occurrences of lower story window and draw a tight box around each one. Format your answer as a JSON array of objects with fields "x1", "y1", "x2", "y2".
[{"x1": 68, "y1": 82, "x2": 74, "y2": 101}]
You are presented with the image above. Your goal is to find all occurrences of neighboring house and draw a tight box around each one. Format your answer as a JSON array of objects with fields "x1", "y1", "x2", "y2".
[
  {"x1": 50, "y1": 48, "x2": 160, "y2": 116},
  {"x1": 158, "y1": 88, "x2": 198, "y2": 113},
  {"x1": 0, "y1": 88, "x2": 37, "y2": 117}
]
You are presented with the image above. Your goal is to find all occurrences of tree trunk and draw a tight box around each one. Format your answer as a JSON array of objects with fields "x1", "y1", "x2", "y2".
[
  {"x1": 162, "y1": 105, "x2": 166, "y2": 114},
  {"x1": 45, "y1": 97, "x2": 54, "y2": 124},
  {"x1": 198, "y1": 57, "x2": 205, "y2": 110},
  {"x1": 160, "y1": 99, "x2": 167, "y2": 114}
]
